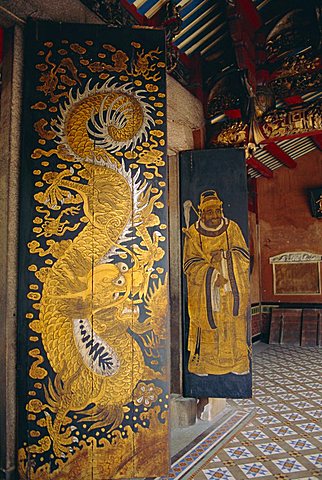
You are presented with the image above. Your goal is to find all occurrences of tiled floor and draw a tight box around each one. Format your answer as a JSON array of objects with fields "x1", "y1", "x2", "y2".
[{"x1": 191, "y1": 344, "x2": 322, "y2": 480}]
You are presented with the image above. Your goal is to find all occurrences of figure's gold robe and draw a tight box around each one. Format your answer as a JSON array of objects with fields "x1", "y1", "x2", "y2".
[{"x1": 183, "y1": 217, "x2": 250, "y2": 375}]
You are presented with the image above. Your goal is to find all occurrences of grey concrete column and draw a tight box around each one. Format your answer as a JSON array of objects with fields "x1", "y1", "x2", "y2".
[{"x1": 0, "y1": 25, "x2": 23, "y2": 480}]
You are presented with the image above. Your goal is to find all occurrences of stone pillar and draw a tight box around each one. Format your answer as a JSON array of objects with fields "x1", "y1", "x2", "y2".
[
  {"x1": 170, "y1": 394, "x2": 197, "y2": 429},
  {"x1": 200, "y1": 398, "x2": 227, "y2": 421},
  {"x1": 0, "y1": 26, "x2": 23, "y2": 480},
  {"x1": 166, "y1": 75, "x2": 204, "y2": 396}
]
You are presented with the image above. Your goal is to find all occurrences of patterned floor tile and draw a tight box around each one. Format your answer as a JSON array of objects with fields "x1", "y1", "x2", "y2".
[
  {"x1": 304, "y1": 453, "x2": 322, "y2": 467},
  {"x1": 224, "y1": 446, "x2": 254, "y2": 460},
  {"x1": 280, "y1": 412, "x2": 307, "y2": 422},
  {"x1": 306, "y1": 409, "x2": 322, "y2": 419},
  {"x1": 290, "y1": 401, "x2": 314, "y2": 409},
  {"x1": 242, "y1": 430, "x2": 269, "y2": 440},
  {"x1": 297, "y1": 477, "x2": 320, "y2": 480},
  {"x1": 285, "y1": 438, "x2": 316, "y2": 450},
  {"x1": 255, "y1": 396, "x2": 277, "y2": 404},
  {"x1": 257, "y1": 381, "x2": 274, "y2": 387},
  {"x1": 251, "y1": 407, "x2": 267, "y2": 415},
  {"x1": 255, "y1": 442, "x2": 286, "y2": 455},
  {"x1": 269, "y1": 425, "x2": 297, "y2": 436},
  {"x1": 238, "y1": 462, "x2": 272, "y2": 478},
  {"x1": 181, "y1": 345, "x2": 322, "y2": 480},
  {"x1": 298, "y1": 391, "x2": 320, "y2": 399},
  {"x1": 268, "y1": 404, "x2": 291, "y2": 413},
  {"x1": 257, "y1": 415, "x2": 281, "y2": 425},
  {"x1": 268, "y1": 387, "x2": 286, "y2": 394},
  {"x1": 233, "y1": 399, "x2": 255, "y2": 406},
  {"x1": 202, "y1": 467, "x2": 235, "y2": 479},
  {"x1": 297, "y1": 423, "x2": 322, "y2": 433},
  {"x1": 208, "y1": 456, "x2": 222, "y2": 463},
  {"x1": 272, "y1": 457, "x2": 306, "y2": 473},
  {"x1": 278, "y1": 393, "x2": 300, "y2": 401},
  {"x1": 289, "y1": 385, "x2": 307, "y2": 391},
  {"x1": 228, "y1": 437, "x2": 240, "y2": 444},
  {"x1": 306, "y1": 382, "x2": 322, "y2": 389}
]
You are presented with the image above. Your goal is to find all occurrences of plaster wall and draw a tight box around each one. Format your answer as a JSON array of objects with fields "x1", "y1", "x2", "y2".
[
  {"x1": 0, "y1": 0, "x2": 101, "y2": 27},
  {"x1": 166, "y1": 74, "x2": 204, "y2": 155},
  {"x1": 257, "y1": 149, "x2": 322, "y2": 303}
]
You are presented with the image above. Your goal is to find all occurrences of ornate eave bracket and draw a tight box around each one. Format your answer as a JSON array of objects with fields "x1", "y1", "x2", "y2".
[{"x1": 209, "y1": 98, "x2": 322, "y2": 148}]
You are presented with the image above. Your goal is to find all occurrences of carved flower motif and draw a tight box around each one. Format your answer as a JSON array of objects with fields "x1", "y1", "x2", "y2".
[{"x1": 133, "y1": 382, "x2": 162, "y2": 407}]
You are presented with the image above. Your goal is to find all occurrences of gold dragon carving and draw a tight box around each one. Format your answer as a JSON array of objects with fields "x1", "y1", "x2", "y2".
[{"x1": 21, "y1": 64, "x2": 168, "y2": 472}]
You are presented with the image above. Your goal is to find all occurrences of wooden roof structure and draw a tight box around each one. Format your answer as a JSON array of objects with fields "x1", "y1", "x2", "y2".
[
  {"x1": 112, "y1": 0, "x2": 321, "y2": 178},
  {"x1": 0, "y1": 0, "x2": 321, "y2": 177}
]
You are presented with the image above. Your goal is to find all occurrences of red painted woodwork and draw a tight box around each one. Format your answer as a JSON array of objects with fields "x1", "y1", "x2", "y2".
[
  {"x1": 226, "y1": 0, "x2": 261, "y2": 92},
  {"x1": 225, "y1": 109, "x2": 242, "y2": 119},
  {"x1": 236, "y1": 0, "x2": 262, "y2": 31},
  {"x1": 192, "y1": 128, "x2": 205, "y2": 150},
  {"x1": 251, "y1": 312, "x2": 261, "y2": 337},
  {"x1": 261, "y1": 311, "x2": 273, "y2": 343},
  {"x1": 281, "y1": 310, "x2": 302, "y2": 345},
  {"x1": 284, "y1": 96, "x2": 303, "y2": 105},
  {"x1": 269, "y1": 309, "x2": 302, "y2": 345},
  {"x1": 301, "y1": 309, "x2": 320, "y2": 347},
  {"x1": 264, "y1": 143, "x2": 297, "y2": 168},
  {"x1": 247, "y1": 156, "x2": 273, "y2": 178},
  {"x1": 269, "y1": 309, "x2": 284, "y2": 344},
  {"x1": 313, "y1": 134, "x2": 322, "y2": 151}
]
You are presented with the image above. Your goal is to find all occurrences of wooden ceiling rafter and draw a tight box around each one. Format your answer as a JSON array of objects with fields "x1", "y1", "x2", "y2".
[
  {"x1": 246, "y1": 156, "x2": 274, "y2": 178},
  {"x1": 79, "y1": 0, "x2": 321, "y2": 178},
  {"x1": 263, "y1": 143, "x2": 297, "y2": 168}
]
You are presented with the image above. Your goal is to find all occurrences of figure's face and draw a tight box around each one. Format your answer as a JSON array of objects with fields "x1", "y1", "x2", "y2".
[{"x1": 201, "y1": 205, "x2": 222, "y2": 228}]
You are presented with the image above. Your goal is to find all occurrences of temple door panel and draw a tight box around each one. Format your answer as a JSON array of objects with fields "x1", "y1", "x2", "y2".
[
  {"x1": 179, "y1": 149, "x2": 252, "y2": 399},
  {"x1": 17, "y1": 20, "x2": 169, "y2": 480}
]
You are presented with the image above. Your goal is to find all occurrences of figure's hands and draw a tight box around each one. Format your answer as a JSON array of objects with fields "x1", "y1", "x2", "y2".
[
  {"x1": 214, "y1": 274, "x2": 228, "y2": 287},
  {"x1": 211, "y1": 250, "x2": 222, "y2": 263}
]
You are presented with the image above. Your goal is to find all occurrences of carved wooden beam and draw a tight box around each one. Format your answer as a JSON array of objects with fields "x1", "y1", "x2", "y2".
[
  {"x1": 264, "y1": 143, "x2": 297, "y2": 169},
  {"x1": 268, "y1": 54, "x2": 321, "y2": 99},
  {"x1": 209, "y1": 100, "x2": 322, "y2": 147},
  {"x1": 246, "y1": 156, "x2": 273, "y2": 178},
  {"x1": 259, "y1": 100, "x2": 322, "y2": 143},
  {"x1": 226, "y1": 0, "x2": 262, "y2": 92}
]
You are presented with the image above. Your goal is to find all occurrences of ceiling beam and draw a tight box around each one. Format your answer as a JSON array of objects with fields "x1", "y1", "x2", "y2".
[
  {"x1": 264, "y1": 143, "x2": 297, "y2": 168},
  {"x1": 246, "y1": 156, "x2": 273, "y2": 178},
  {"x1": 235, "y1": 0, "x2": 262, "y2": 31}
]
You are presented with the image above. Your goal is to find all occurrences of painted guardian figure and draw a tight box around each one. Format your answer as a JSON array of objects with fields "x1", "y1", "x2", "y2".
[{"x1": 183, "y1": 190, "x2": 250, "y2": 376}]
